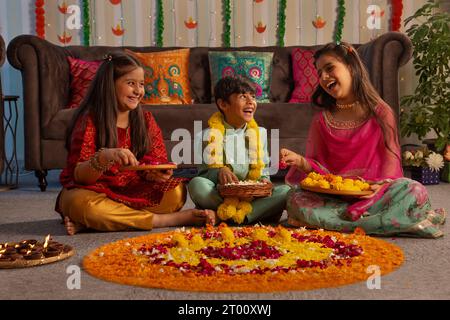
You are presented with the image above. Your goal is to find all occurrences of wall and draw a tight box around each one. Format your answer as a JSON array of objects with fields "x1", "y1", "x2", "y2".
[{"x1": 0, "y1": 0, "x2": 438, "y2": 164}]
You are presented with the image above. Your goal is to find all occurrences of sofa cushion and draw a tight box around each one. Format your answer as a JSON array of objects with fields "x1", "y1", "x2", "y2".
[
  {"x1": 208, "y1": 51, "x2": 273, "y2": 102},
  {"x1": 289, "y1": 48, "x2": 319, "y2": 103},
  {"x1": 126, "y1": 48, "x2": 193, "y2": 105},
  {"x1": 66, "y1": 57, "x2": 101, "y2": 109}
]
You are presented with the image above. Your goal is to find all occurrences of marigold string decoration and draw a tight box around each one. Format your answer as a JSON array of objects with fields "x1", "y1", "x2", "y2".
[
  {"x1": 83, "y1": 224, "x2": 404, "y2": 292},
  {"x1": 277, "y1": 0, "x2": 287, "y2": 47},
  {"x1": 156, "y1": 0, "x2": 164, "y2": 47},
  {"x1": 390, "y1": 0, "x2": 403, "y2": 31},
  {"x1": 223, "y1": 0, "x2": 231, "y2": 47},
  {"x1": 82, "y1": 0, "x2": 91, "y2": 46},
  {"x1": 334, "y1": 0, "x2": 346, "y2": 44},
  {"x1": 35, "y1": 0, "x2": 46, "y2": 39}
]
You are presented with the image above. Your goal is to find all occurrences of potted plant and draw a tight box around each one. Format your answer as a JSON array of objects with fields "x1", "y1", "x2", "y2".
[
  {"x1": 400, "y1": 0, "x2": 450, "y2": 152},
  {"x1": 402, "y1": 147, "x2": 444, "y2": 185}
]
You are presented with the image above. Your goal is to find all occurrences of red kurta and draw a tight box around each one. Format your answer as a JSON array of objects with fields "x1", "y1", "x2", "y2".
[{"x1": 58, "y1": 111, "x2": 183, "y2": 209}]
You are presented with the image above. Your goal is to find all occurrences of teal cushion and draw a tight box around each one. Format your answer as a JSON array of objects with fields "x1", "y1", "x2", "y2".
[{"x1": 208, "y1": 51, "x2": 274, "y2": 103}]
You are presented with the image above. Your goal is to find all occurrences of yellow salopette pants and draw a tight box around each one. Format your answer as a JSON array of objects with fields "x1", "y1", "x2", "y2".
[{"x1": 59, "y1": 183, "x2": 187, "y2": 231}]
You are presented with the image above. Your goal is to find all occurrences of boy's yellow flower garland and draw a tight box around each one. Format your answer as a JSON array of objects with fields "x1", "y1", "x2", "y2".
[{"x1": 207, "y1": 112, "x2": 265, "y2": 224}]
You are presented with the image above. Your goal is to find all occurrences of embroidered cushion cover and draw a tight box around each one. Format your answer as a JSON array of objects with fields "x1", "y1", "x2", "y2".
[
  {"x1": 66, "y1": 57, "x2": 101, "y2": 109},
  {"x1": 125, "y1": 48, "x2": 193, "y2": 105},
  {"x1": 289, "y1": 48, "x2": 319, "y2": 103},
  {"x1": 208, "y1": 51, "x2": 274, "y2": 103}
]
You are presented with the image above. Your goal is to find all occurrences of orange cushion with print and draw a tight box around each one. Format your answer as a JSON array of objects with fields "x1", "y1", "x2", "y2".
[
  {"x1": 66, "y1": 56, "x2": 101, "y2": 109},
  {"x1": 125, "y1": 49, "x2": 193, "y2": 105}
]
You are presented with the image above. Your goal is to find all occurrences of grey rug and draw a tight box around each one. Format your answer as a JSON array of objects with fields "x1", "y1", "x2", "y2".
[{"x1": 0, "y1": 170, "x2": 449, "y2": 300}]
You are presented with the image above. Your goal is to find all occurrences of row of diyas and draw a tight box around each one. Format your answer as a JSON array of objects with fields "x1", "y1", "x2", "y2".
[{"x1": 0, "y1": 235, "x2": 70, "y2": 261}]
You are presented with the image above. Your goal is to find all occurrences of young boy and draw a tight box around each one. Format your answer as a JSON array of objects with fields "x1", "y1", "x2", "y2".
[{"x1": 188, "y1": 76, "x2": 290, "y2": 224}]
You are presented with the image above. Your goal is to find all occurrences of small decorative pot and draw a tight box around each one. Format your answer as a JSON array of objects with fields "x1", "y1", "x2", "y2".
[{"x1": 411, "y1": 167, "x2": 440, "y2": 185}]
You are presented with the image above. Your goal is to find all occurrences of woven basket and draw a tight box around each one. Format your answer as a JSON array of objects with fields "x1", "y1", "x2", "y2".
[{"x1": 218, "y1": 183, "x2": 273, "y2": 198}]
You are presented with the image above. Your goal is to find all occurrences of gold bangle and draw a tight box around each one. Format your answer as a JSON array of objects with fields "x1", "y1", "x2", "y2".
[{"x1": 89, "y1": 148, "x2": 115, "y2": 173}]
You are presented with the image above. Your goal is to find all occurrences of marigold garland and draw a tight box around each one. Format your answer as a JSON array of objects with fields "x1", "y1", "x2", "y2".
[
  {"x1": 277, "y1": 0, "x2": 287, "y2": 47},
  {"x1": 82, "y1": 0, "x2": 91, "y2": 46},
  {"x1": 334, "y1": 0, "x2": 346, "y2": 44},
  {"x1": 35, "y1": 0, "x2": 45, "y2": 39},
  {"x1": 207, "y1": 112, "x2": 265, "y2": 224},
  {"x1": 390, "y1": 0, "x2": 403, "y2": 31},
  {"x1": 83, "y1": 224, "x2": 404, "y2": 292},
  {"x1": 156, "y1": 0, "x2": 164, "y2": 47},
  {"x1": 223, "y1": 0, "x2": 231, "y2": 47}
]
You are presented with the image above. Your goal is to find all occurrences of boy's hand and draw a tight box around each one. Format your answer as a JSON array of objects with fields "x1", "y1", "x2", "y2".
[
  {"x1": 280, "y1": 148, "x2": 304, "y2": 169},
  {"x1": 218, "y1": 167, "x2": 239, "y2": 185},
  {"x1": 144, "y1": 169, "x2": 173, "y2": 183}
]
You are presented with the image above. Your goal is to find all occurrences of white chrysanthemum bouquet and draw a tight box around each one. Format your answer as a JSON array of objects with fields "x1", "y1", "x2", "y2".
[{"x1": 402, "y1": 147, "x2": 444, "y2": 172}]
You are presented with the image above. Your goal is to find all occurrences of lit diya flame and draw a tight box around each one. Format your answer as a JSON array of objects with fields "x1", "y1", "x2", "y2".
[
  {"x1": 43, "y1": 235, "x2": 51, "y2": 250},
  {"x1": 312, "y1": 15, "x2": 326, "y2": 29},
  {"x1": 58, "y1": 31, "x2": 72, "y2": 44},
  {"x1": 112, "y1": 24, "x2": 125, "y2": 36},
  {"x1": 184, "y1": 17, "x2": 198, "y2": 29},
  {"x1": 58, "y1": 2, "x2": 68, "y2": 14},
  {"x1": 26, "y1": 250, "x2": 31, "y2": 255},
  {"x1": 255, "y1": 21, "x2": 266, "y2": 33}
]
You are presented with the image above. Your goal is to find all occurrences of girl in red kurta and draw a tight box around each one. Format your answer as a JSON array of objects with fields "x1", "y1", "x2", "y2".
[{"x1": 56, "y1": 53, "x2": 215, "y2": 235}]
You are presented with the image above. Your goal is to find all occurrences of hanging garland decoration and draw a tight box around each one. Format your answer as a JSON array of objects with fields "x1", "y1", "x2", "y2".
[
  {"x1": 277, "y1": 0, "x2": 287, "y2": 47},
  {"x1": 334, "y1": 0, "x2": 346, "y2": 44},
  {"x1": 390, "y1": 0, "x2": 403, "y2": 31},
  {"x1": 82, "y1": 0, "x2": 91, "y2": 46},
  {"x1": 156, "y1": 0, "x2": 164, "y2": 47},
  {"x1": 223, "y1": 0, "x2": 231, "y2": 47},
  {"x1": 35, "y1": 0, "x2": 45, "y2": 39}
]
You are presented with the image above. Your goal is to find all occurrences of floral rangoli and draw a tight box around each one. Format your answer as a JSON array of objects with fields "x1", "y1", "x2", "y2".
[{"x1": 83, "y1": 224, "x2": 404, "y2": 292}]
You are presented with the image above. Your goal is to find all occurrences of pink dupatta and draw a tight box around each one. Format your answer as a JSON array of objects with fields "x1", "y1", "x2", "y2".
[{"x1": 286, "y1": 102, "x2": 404, "y2": 220}]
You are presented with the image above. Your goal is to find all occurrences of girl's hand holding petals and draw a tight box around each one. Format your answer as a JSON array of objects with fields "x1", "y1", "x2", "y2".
[{"x1": 100, "y1": 148, "x2": 139, "y2": 166}]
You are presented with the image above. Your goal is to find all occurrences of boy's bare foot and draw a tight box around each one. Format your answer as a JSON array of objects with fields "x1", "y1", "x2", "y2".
[
  {"x1": 153, "y1": 209, "x2": 218, "y2": 228},
  {"x1": 63, "y1": 216, "x2": 85, "y2": 236},
  {"x1": 192, "y1": 209, "x2": 218, "y2": 226}
]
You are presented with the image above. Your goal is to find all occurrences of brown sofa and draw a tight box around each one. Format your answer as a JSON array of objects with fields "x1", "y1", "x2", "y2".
[{"x1": 6, "y1": 32, "x2": 412, "y2": 191}]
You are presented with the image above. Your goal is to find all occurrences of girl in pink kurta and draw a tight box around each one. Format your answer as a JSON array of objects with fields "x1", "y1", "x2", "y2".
[{"x1": 281, "y1": 42, "x2": 445, "y2": 238}]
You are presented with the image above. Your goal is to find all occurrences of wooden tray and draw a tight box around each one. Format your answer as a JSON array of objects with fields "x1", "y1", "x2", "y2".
[
  {"x1": 300, "y1": 184, "x2": 373, "y2": 197},
  {"x1": 0, "y1": 247, "x2": 75, "y2": 269},
  {"x1": 120, "y1": 163, "x2": 178, "y2": 171}
]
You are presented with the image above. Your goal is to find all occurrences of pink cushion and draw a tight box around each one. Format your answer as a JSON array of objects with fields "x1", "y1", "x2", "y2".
[
  {"x1": 66, "y1": 57, "x2": 101, "y2": 109},
  {"x1": 289, "y1": 48, "x2": 319, "y2": 103}
]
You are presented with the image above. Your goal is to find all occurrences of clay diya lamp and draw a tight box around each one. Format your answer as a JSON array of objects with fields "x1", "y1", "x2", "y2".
[
  {"x1": 43, "y1": 246, "x2": 61, "y2": 258},
  {"x1": 0, "y1": 254, "x2": 12, "y2": 262},
  {"x1": 23, "y1": 249, "x2": 43, "y2": 260},
  {"x1": 48, "y1": 241, "x2": 65, "y2": 251},
  {"x1": 21, "y1": 239, "x2": 38, "y2": 246},
  {"x1": 5, "y1": 253, "x2": 22, "y2": 261},
  {"x1": 1, "y1": 247, "x2": 17, "y2": 255}
]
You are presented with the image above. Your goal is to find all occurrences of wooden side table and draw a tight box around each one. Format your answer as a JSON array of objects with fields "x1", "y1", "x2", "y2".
[{"x1": 0, "y1": 95, "x2": 19, "y2": 190}]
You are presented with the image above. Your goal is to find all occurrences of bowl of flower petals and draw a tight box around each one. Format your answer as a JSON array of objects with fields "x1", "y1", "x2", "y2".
[
  {"x1": 300, "y1": 172, "x2": 373, "y2": 197},
  {"x1": 218, "y1": 180, "x2": 273, "y2": 198}
]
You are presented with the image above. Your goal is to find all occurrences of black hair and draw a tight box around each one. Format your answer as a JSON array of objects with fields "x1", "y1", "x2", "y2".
[
  {"x1": 66, "y1": 52, "x2": 150, "y2": 159},
  {"x1": 214, "y1": 76, "x2": 256, "y2": 107}
]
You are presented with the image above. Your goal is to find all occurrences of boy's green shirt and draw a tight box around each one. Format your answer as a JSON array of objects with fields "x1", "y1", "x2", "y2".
[{"x1": 194, "y1": 120, "x2": 271, "y2": 184}]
